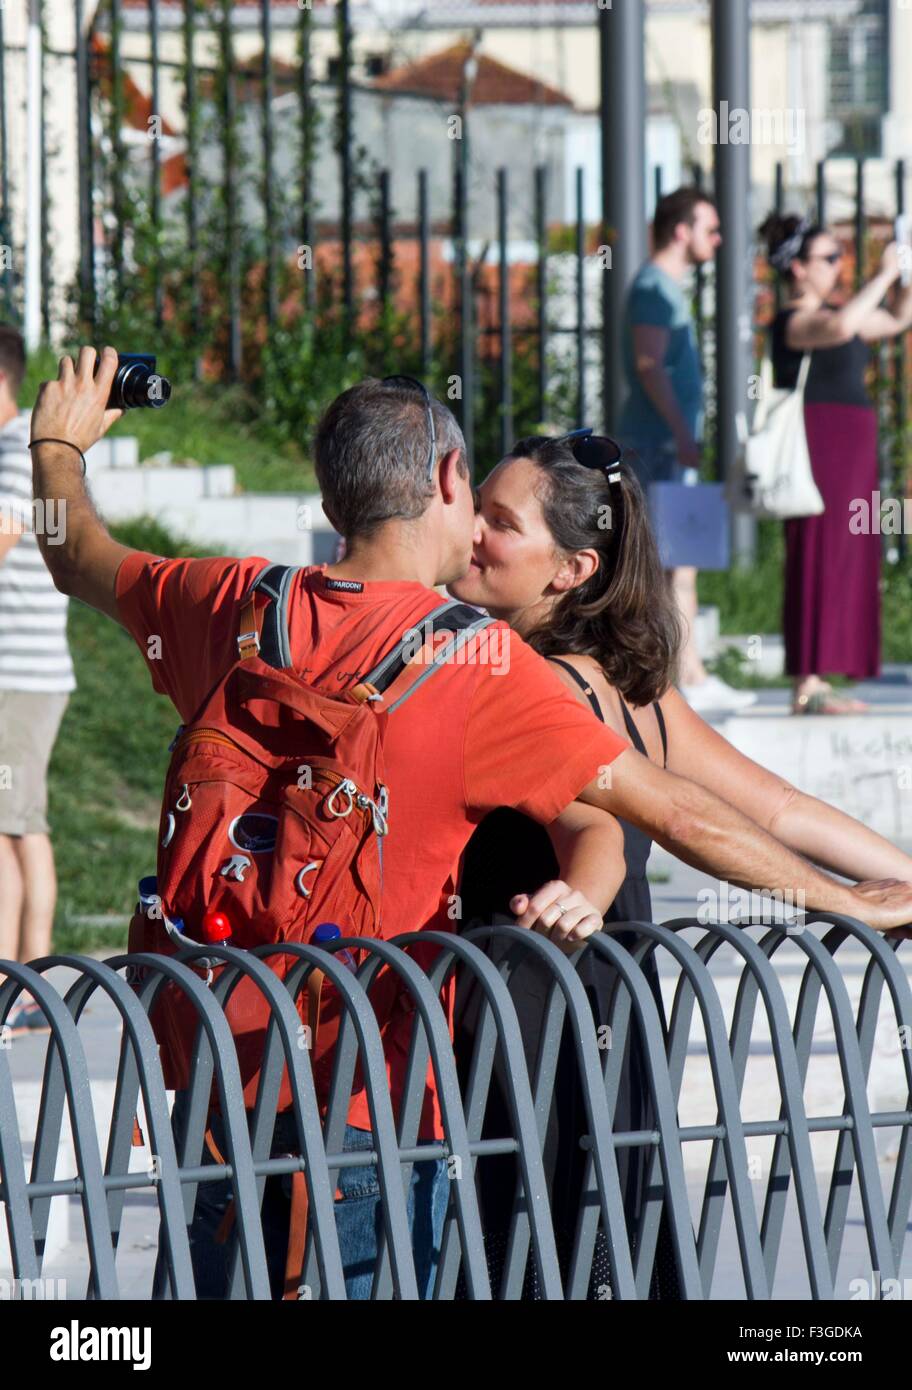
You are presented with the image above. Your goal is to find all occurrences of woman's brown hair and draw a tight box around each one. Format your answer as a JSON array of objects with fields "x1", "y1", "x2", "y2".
[{"x1": 511, "y1": 434, "x2": 682, "y2": 707}]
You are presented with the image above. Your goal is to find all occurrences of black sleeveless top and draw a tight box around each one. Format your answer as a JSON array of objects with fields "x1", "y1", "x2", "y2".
[
  {"x1": 458, "y1": 657, "x2": 668, "y2": 929},
  {"x1": 770, "y1": 306, "x2": 871, "y2": 407}
]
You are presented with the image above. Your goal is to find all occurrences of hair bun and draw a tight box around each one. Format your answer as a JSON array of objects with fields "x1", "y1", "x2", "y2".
[{"x1": 760, "y1": 212, "x2": 813, "y2": 272}]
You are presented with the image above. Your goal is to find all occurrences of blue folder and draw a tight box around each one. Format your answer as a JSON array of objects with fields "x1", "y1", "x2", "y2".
[{"x1": 647, "y1": 481, "x2": 730, "y2": 570}]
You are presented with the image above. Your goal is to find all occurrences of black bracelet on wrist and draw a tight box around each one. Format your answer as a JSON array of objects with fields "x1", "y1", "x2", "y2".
[{"x1": 28, "y1": 438, "x2": 88, "y2": 476}]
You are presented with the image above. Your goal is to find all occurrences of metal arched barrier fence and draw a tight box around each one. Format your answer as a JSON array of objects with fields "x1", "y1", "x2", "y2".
[{"x1": 0, "y1": 915, "x2": 910, "y2": 1300}]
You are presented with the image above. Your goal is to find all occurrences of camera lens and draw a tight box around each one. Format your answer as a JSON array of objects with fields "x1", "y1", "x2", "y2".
[
  {"x1": 114, "y1": 364, "x2": 171, "y2": 405},
  {"x1": 117, "y1": 364, "x2": 171, "y2": 410},
  {"x1": 104, "y1": 354, "x2": 172, "y2": 410}
]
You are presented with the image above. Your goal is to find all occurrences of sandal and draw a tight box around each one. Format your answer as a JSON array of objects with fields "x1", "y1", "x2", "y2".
[
  {"x1": 792, "y1": 690, "x2": 869, "y2": 715},
  {"x1": 3, "y1": 998, "x2": 52, "y2": 1035}
]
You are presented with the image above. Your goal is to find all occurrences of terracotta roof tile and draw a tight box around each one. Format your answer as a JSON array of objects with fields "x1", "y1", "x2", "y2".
[
  {"x1": 120, "y1": 0, "x2": 331, "y2": 7},
  {"x1": 372, "y1": 41, "x2": 572, "y2": 108},
  {"x1": 118, "y1": 0, "x2": 588, "y2": 7}
]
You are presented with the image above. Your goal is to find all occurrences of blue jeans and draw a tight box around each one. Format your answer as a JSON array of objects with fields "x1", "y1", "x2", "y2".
[
  {"x1": 333, "y1": 1121, "x2": 450, "y2": 1299},
  {"x1": 154, "y1": 1091, "x2": 449, "y2": 1299}
]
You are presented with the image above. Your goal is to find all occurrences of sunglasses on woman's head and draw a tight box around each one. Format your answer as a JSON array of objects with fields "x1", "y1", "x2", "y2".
[
  {"x1": 382, "y1": 374, "x2": 437, "y2": 482},
  {"x1": 554, "y1": 427, "x2": 623, "y2": 476}
]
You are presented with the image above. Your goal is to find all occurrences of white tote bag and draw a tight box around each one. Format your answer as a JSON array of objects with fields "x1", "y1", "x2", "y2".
[{"x1": 742, "y1": 353, "x2": 824, "y2": 520}]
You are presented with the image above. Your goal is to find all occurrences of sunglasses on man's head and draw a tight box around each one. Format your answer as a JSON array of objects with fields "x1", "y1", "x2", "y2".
[{"x1": 382, "y1": 374, "x2": 437, "y2": 482}]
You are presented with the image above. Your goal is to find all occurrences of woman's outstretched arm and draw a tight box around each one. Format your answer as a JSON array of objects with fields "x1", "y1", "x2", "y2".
[
  {"x1": 659, "y1": 685, "x2": 912, "y2": 882},
  {"x1": 785, "y1": 242, "x2": 901, "y2": 348}
]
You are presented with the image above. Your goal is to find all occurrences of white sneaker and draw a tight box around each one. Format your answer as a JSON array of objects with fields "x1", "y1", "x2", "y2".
[{"x1": 681, "y1": 674, "x2": 758, "y2": 713}]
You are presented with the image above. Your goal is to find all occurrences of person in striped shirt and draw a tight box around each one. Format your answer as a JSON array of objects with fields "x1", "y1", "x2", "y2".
[{"x1": 0, "y1": 325, "x2": 74, "y2": 1032}]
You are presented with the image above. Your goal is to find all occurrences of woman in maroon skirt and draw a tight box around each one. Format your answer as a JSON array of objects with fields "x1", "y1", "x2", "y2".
[{"x1": 761, "y1": 214, "x2": 912, "y2": 714}]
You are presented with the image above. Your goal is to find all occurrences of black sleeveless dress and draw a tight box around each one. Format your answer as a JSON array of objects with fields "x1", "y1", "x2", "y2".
[{"x1": 453, "y1": 659, "x2": 681, "y2": 1299}]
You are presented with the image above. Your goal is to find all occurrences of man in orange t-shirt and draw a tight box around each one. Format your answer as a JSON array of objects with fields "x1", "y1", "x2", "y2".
[
  {"x1": 114, "y1": 551, "x2": 627, "y2": 1136},
  {"x1": 29, "y1": 351, "x2": 912, "y2": 1297}
]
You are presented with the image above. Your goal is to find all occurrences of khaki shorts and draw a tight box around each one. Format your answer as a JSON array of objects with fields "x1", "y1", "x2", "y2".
[{"x1": 0, "y1": 690, "x2": 70, "y2": 836}]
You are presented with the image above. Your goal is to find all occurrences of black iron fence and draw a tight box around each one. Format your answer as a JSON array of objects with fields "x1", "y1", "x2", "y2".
[
  {"x1": 1, "y1": 914, "x2": 911, "y2": 1300},
  {"x1": 0, "y1": 3, "x2": 910, "y2": 481}
]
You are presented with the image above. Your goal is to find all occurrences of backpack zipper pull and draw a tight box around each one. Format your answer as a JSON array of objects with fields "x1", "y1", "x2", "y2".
[{"x1": 325, "y1": 779, "x2": 356, "y2": 817}]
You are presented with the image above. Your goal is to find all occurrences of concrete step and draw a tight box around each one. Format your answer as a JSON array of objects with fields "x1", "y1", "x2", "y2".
[
  {"x1": 83, "y1": 434, "x2": 140, "y2": 470},
  {"x1": 694, "y1": 611, "x2": 786, "y2": 681},
  {"x1": 84, "y1": 433, "x2": 341, "y2": 564},
  {"x1": 693, "y1": 604, "x2": 720, "y2": 659},
  {"x1": 0, "y1": 1075, "x2": 171, "y2": 1284},
  {"x1": 88, "y1": 463, "x2": 236, "y2": 512},
  {"x1": 0, "y1": 1083, "x2": 73, "y2": 1271},
  {"x1": 93, "y1": 487, "x2": 341, "y2": 567}
]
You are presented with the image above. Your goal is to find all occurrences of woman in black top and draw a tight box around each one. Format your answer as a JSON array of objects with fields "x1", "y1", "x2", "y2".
[
  {"x1": 448, "y1": 430, "x2": 912, "y2": 1299},
  {"x1": 454, "y1": 679, "x2": 679, "y2": 1300},
  {"x1": 452, "y1": 512, "x2": 680, "y2": 1298},
  {"x1": 760, "y1": 214, "x2": 912, "y2": 713}
]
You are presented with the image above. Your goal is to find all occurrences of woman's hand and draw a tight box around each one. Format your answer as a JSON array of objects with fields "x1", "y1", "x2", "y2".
[
  {"x1": 509, "y1": 880, "x2": 604, "y2": 953},
  {"x1": 847, "y1": 879, "x2": 912, "y2": 935},
  {"x1": 877, "y1": 241, "x2": 902, "y2": 286}
]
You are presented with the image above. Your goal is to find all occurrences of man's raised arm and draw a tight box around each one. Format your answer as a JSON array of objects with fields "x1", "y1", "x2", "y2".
[{"x1": 30, "y1": 345, "x2": 134, "y2": 624}]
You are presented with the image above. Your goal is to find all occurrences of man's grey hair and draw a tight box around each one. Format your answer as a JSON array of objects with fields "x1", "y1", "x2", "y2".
[{"x1": 314, "y1": 378, "x2": 468, "y2": 541}]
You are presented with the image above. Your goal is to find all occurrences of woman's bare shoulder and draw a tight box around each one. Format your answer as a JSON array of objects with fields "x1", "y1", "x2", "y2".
[
  {"x1": 545, "y1": 652, "x2": 606, "y2": 685},
  {"x1": 546, "y1": 653, "x2": 625, "y2": 726}
]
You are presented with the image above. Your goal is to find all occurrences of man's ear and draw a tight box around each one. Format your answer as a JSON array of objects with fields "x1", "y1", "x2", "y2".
[{"x1": 438, "y1": 447, "x2": 465, "y2": 503}]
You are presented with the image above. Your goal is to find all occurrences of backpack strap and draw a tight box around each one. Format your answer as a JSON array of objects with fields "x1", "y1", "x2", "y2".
[
  {"x1": 239, "y1": 577, "x2": 495, "y2": 706},
  {"x1": 359, "y1": 599, "x2": 466, "y2": 690},
  {"x1": 387, "y1": 612, "x2": 495, "y2": 713},
  {"x1": 352, "y1": 600, "x2": 496, "y2": 712},
  {"x1": 237, "y1": 563, "x2": 299, "y2": 669}
]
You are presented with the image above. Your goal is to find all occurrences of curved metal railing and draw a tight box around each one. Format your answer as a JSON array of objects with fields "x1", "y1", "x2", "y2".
[{"x1": 0, "y1": 915, "x2": 909, "y2": 1299}]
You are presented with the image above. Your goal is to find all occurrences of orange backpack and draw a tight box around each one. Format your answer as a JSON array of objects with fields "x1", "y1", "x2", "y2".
[{"x1": 128, "y1": 563, "x2": 494, "y2": 1113}]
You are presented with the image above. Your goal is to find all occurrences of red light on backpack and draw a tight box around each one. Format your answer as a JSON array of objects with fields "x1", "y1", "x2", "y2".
[{"x1": 200, "y1": 909, "x2": 233, "y2": 943}]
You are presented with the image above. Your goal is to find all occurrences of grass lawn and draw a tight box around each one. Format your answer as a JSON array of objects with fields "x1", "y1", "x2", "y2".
[{"x1": 50, "y1": 598, "x2": 171, "y2": 951}]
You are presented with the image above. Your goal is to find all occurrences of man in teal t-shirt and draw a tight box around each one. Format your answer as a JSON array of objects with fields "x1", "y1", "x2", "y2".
[
  {"x1": 618, "y1": 260, "x2": 704, "y2": 461},
  {"x1": 618, "y1": 187, "x2": 754, "y2": 715}
]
